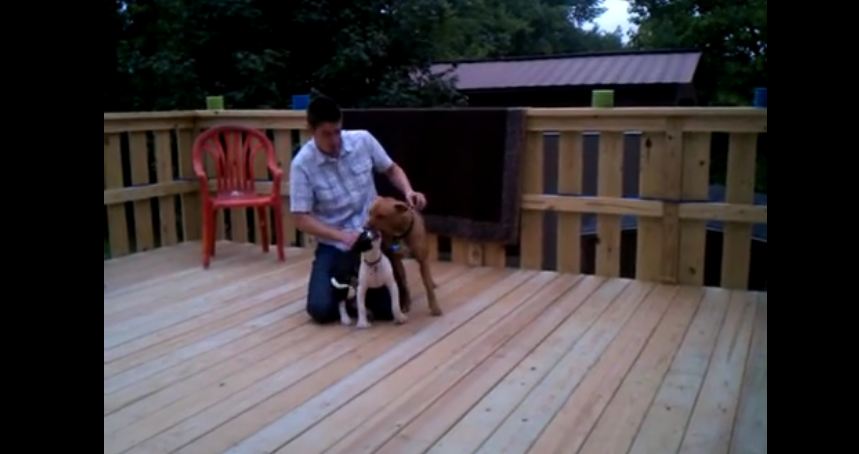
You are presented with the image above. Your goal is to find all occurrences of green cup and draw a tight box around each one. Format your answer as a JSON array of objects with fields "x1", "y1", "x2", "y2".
[
  {"x1": 206, "y1": 96, "x2": 225, "y2": 110},
  {"x1": 591, "y1": 90, "x2": 614, "y2": 108}
]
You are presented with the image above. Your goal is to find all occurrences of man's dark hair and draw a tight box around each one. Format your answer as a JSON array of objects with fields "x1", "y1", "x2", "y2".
[{"x1": 307, "y1": 96, "x2": 342, "y2": 128}]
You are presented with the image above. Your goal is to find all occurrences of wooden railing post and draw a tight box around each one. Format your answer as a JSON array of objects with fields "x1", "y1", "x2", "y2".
[
  {"x1": 721, "y1": 133, "x2": 757, "y2": 288},
  {"x1": 520, "y1": 131, "x2": 545, "y2": 269},
  {"x1": 154, "y1": 131, "x2": 178, "y2": 246},
  {"x1": 177, "y1": 129, "x2": 201, "y2": 242},
  {"x1": 557, "y1": 132, "x2": 582, "y2": 273},
  {"x1": 679, "y1": 132, "x2": 711, "y2": 285},
  {"x1": 426, "y1": 234, "x2": 439, "y2": 262},
  {"x1": 659, "y1": 119, "x2": 684, "y2": 283},
  {"x1": 637, "y1": 133, "x2": 661, "y2": 282},
  {"x1": 274, "y1": 131, "x2": 297, "y2": 246},
  {"x1": 596, "y1": 132, "x2": 623, "y2": 276},
  {"x1": 451, "y1": 238, "x2": 470, "y2": 264},
  {"x1": 129, "y1": 132, "x2": 155, "y2": 251},
  {"x1": 297, "y1": 130, "x2": 316, "y2": 249},
  {"x1": 104, "y1": 133, "x2": 130, "y2": 257},
  {"x1": 483, "y1": 242, "x2": 506, "y2": 268}
]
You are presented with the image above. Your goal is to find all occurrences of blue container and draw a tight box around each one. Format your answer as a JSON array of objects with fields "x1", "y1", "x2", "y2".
[
  {"x1": 292, "y1": 94, "x2": 310, "y2": 110},
  {"x1": 753, "y1": 87, "x2": 767, "y2": 108}
]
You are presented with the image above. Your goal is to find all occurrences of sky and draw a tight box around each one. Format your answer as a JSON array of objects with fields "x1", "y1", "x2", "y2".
[{"x1": 587, "y1": 0, "x2": 636, "y2": 42}]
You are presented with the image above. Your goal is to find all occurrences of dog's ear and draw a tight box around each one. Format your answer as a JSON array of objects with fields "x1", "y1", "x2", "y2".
[{"x1": 394, "y1": 201, "x2": 409, "y2": 213}]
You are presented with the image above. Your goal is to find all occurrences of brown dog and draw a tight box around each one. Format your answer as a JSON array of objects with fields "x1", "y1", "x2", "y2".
[{"x1": 369, "y1": 197, "x2": 441, "y2": 316}]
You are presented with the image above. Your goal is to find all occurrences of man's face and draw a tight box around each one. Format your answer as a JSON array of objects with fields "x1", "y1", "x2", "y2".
[{"x1": 311, "y1": 121, "x2": 342, "y2": 155}]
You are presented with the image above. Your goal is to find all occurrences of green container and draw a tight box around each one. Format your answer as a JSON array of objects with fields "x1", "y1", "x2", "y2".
[
  {"x1": 206, "y1": 96, "x2": 225, "y2": 110},
  {"x1": 591, "y1": 90, "x2": 614, "y2": 108}
]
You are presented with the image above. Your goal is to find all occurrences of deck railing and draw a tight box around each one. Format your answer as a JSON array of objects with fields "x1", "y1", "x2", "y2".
[{"x1": 104, "y1": 108, "x2": 766, "y2": 289}]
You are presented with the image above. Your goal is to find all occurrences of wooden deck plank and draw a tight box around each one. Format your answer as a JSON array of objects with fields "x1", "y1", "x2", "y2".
[
  {"x1": 126, "y1": 323, "x2": 402, "y2": 454},
  {"x1": 106, "y1": 265, "x2": 457, "y2": 425},
  {"x1": 104, "y1": 268, "x2": 306, "y2": 394},
  {"x1": 174, "y1": 270, "x2": 536, "y2": 449},
  {"x1": 105, "y1": 288, "x2": 305, "y2": 377},
  {"x1": 223, "y1": 268, "x2": 528, "y2": 454},
  {"x1": 730, "y1": 293, "x2": 767, "y2": 454},
  {"x1": 104, "y1": 264, "x2": 305, "y2": 365},
  {"x1": 578, "y1": 286, "x2": 705, "y2": 454},
  {"x1": 131, "y1": 267, "x2": 505, "y2": 454},
  {"x1": 104, "y1": 244, "x2": 295, "y2": 317},
  {"x1": 105, "y1": 321, "x2": 329, "y2": 426},
  {"x1": 104, "y1": 243, "x2": 265, "y2": 297},
  {"x1": 104, "y1": 257, "x2": 309, "y2": 364},
  {"x1": 103, "y1": 242, "x2": 204, "y2": 291},
  {"x1": 104, "y1": 260, "x2": 436, "y2": 367},
  {"x1": 104, "y1": 246, "x2": 293, "y2": 313},
  {"x1": 316, "y1": 272, "x2": 577, "y2": 454},
  {"x1": 104, "y1": 264, "x2": 458, "y2": 418},
  {"x1": 104, "y1": 324, "x2": 354, "y2": 454},
  {"x1": 104, "y1": 299, "x2": 311, "y2": 416},
  {"x1": 470, "y1": 281, "x2": 653, "y2": 453},
  {"x1": 529, "y1": 284, "x2": 681, "y2": 453},
  {"x1": 104, "y1": 257, "x2": 318, "y2": 376},
  {"x1": 103, "y1": 243, "x2": 765, "y2": 454},
  {"x1": 104, "y1": 274, "x2": 310, "y2": 365},
  {"x1": 105, "y1": 292, "x2": 305, "y2": 385},
  {"x1": 106, "y1": 261, "x2": 438, "y2": 371},
  {"x1": 375, "y1": 275, "x2": 606, "y2": 454},
  {"x1": 103, "y1": 259, "x2": 312, "y2": 352},
  {"x1": 105, "y1": 265, "x2": 461, "y2": 437},
  {"x1": 628, "y1": 287, "x2": 732, "y2": 454},
  {"x1": 428, "y1": 278, "x2": 629, "y2": 454},
  {"x1": 678, "y1": 290, "x2": 757, "y2": 453},
  {"x1": 178, "y1": 328, "x2": 419, "y2": 454},
  {"x1": 174, "y1": 267, "x2": 470, "y2": 454},
  {"x1": 474, "y1": 280, "x2": 653, "y2": 454}
]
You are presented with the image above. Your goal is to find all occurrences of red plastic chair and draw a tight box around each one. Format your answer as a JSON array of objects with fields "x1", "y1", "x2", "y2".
[{"x1": 192, "y1": 125, "x2": 285, "y2": 268}]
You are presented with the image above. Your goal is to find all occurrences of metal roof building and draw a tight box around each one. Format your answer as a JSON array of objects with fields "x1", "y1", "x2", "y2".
[{"x1": 431, "y1": 49, "x2": 702, "y2": 107}]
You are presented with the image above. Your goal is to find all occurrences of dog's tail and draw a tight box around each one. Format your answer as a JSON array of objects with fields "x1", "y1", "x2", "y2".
[{"x1": 330, "y1": 277, "x2": 351, "y2": 290}]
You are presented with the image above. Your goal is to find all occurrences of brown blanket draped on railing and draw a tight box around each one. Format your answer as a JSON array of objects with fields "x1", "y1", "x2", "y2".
[{"x1": 343, "y1": 108, "x2": 525, "y2": 244}]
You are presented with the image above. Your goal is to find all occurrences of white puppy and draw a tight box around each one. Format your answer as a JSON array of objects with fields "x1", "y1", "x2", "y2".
[{"x1": 353, "y1": 229, "x2": 407, "y2": 328}]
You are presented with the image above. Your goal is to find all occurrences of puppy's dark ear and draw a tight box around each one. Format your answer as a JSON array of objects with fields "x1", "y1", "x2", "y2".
[{"x1": 395, "y1": 202, "x2": 409, "y2": 213}]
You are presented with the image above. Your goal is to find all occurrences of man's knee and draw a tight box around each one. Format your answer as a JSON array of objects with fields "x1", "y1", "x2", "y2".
[
  {"x1": 305, "y1": 243, "x2": 348, "y2": 324},
  {"x1": 306, "y1": 292, "x2": 336, "y2": 323}
]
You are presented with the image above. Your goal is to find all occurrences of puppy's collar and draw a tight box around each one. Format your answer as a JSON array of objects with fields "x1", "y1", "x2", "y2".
[{"x1": 363, "y1": 255, "x2": 383, "y2": 267}]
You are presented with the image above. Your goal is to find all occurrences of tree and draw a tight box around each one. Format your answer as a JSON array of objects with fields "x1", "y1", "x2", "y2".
[
  {"x1": 628, "y1": 0, "x2": 767, "y2": 105},
  {"x1": 107, "y1": 0, "x2": 625, "y2": 110},
  {"x1": 430, "y1": 0, "x2": 622, "y2": 60}
]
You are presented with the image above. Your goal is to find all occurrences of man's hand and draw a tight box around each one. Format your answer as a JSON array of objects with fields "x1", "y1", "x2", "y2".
[
  {"x1": 338, "y1": 230, "x2": 360, "y2": 250},
  {"x1": 385, "y1": 164, "x2": 426, "y2": 211},
  {"x1": 405, "y1": 190, "x2": 427, "y2": 211}
]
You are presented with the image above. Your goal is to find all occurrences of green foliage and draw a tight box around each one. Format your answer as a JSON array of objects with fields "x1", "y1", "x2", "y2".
[
  {"x1": 628, "y1": 0, "x2": 767, "y2": 105},
  {"x1": 106, "y1": 0, "x2": 624, "y2": 110}
]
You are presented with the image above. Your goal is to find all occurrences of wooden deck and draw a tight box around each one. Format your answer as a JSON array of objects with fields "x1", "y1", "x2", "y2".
[{"x1": 104, "y1": 242, "x2": 767, "y2": 454}]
